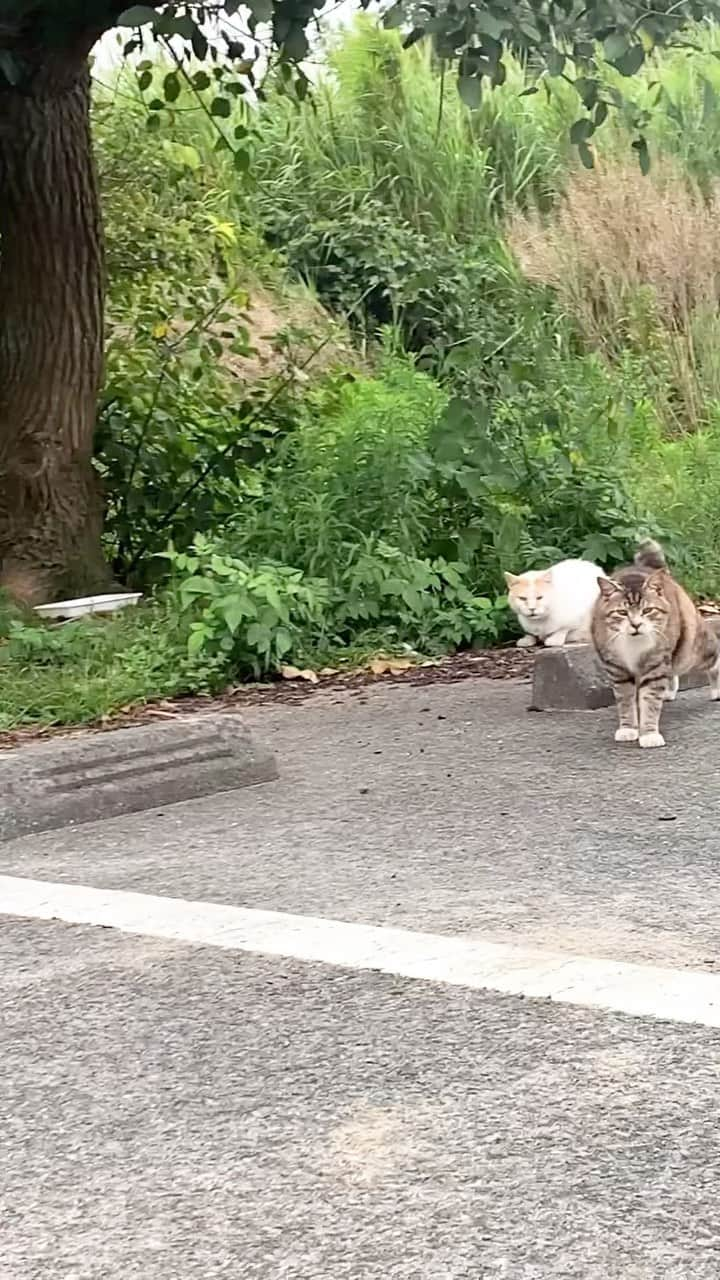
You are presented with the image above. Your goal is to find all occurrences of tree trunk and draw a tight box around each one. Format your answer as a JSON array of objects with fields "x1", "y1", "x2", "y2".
[{"x1": 0, "y1": 58, "x2": 110, "y2": 604}]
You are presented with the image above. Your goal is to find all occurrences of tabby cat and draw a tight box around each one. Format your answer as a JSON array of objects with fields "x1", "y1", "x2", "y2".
[{"x1": 591, "y1": 539, "x2": 720, "y2": 749}]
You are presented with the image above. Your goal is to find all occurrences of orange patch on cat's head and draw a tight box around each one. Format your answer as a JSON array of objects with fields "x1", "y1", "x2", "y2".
[{"x1": 504, "y1": 569, "x2": 551, "y2": 595}]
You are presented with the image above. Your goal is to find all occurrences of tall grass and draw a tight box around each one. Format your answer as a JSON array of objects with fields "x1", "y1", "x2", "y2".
[
  {"x1": 508, "y1": 158, "x2": 720, "y2": 429},
  {"x1": 253, "y1": 21, "x2": 569, "y2": 244}
]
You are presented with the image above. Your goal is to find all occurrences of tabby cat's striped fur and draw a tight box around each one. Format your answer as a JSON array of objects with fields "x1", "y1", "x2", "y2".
[{"x1": 591, "y1": 540, "x2": 720, "y2": 749}]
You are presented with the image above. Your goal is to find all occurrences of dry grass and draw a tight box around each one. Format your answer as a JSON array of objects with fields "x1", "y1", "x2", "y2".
[{"x1": 508, "y1": 159, "x2": 720, "y2": 427}]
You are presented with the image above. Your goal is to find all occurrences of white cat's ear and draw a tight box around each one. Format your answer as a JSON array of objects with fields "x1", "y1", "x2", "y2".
[
  {"x1": 538, "y1": 570, "x2": 552, "y2": 584},
  {"x1": 504, "y1": 571, "x2": 519, "y2": 587},
  {"x1": 598, "y1": 576, "x2": 621, "y2": 599}
]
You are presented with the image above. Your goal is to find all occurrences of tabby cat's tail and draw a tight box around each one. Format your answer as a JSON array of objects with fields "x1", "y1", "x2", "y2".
[{"x1": 634, "y1": 538, "x2": 667, "y2": 571}]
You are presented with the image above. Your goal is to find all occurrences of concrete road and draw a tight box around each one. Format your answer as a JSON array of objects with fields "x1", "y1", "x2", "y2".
[{"x1": 3, "y1": 676, "x2": 720, "y2": 1279}]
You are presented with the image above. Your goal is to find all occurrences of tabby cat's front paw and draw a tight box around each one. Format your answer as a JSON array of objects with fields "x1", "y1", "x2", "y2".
[
  {"x1": 614, "y1": 726, "x2": 639, "y2": 743},
  {"x1": 639, "y1": 731, "x2": 665, "y2": 749}
]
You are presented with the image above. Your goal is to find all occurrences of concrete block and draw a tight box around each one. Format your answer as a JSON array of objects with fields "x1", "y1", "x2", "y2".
[
  {"x1": 0, "y1": 713, "x2": 277, "y2": 842},
  {"x1": 530, "y1": 644, "x2": 613, "y2": 711},
  {"x1": 530, "y1": 615, "x2": 720, "y2": 711}
]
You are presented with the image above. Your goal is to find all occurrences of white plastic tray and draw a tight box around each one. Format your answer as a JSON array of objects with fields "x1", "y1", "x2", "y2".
[{"x1": 34, "y1": 592, "x2": 142, "y2": 620}]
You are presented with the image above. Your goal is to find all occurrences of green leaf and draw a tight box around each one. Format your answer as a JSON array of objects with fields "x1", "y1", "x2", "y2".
[
  {"x1": 493, "y1": 513, "x2": 522, "y2": 565},
  {"x1": 575, "y1": 77, "x2": 599, "y2": 109},
  {"x1": 179, "y1": 576, "x2": 214, "y2": 599},
  {"x1": 246, "y1": 621, "x2": 271, "y2": 650},
  {"x1": 274, "y1": 627, "x2": 293, "y2": 657},
  {"x1": 546, "y1": 48, "x2": 565, "y2": 77},
  {"x1": 161, "y1": 140, "x2": 201, "y2": 171},
  {"x1": 192, "y1": 70, "x2": 211, "y2": 91},
  {"x1": 210, "y1": 96, "x2": 232, "y2": 118},
  {"x1": 633, "y1": 136, "x2": 651, "y2": 175},
  {"x1": 187, "y1": 627, "x2": 208, "y2": 657},
  {"x1": 248, "y1": 0, "x2": 273, "y2": 20},
  {"x1": 117, "y1": 5, "x2": 157, "y2": 26},
  {"x1": 234, "y1": 148, "x2": 251, "y2": 173},
  {"x1": 475, "y1": 10, "x2": 505, "y2": 39},
  {"x1": 458, "y1": 75, "x2": 482, "y2": 109},
  {"x1": 163, "y1": 72, "x2": 181, "y2": 104},
  {"x1": 156, "y1": 14, "x2": 196, "y2": 38},
  {"x1": 578, "y1": 140, "x2": 595, "y2": 169},
  {"x1": 383, "y1": 4, "x2": 404, "y2": 29},
  {"x1": 283, "y1": 27, "x2": 309, "y2": 61},
  {"x1": 137, "y1": 68, "x2": 152, "y2": 91},
  {"x1": 614, "y1": 44, "x2": 645, "y2": 76},
  {"x1": 603, "y1": 33, "x2": 628, "y2": 62},
  {"x1": 192, "y1": 29, "x2": 209, "y2": 60},
  {"x1": 0, "y1": 51, "x2": 22, "y2": 85},
  {"x1": 221, "y1": 598, "x2": 247, "y2": 634},
  {"x1": 570, "y1": 117, "x2": 595, "y2": 144}
]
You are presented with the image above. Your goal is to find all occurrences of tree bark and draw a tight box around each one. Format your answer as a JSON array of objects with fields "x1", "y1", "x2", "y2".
[{"x1": 0, "y1": 58, "x2": 109, "y2": 604}]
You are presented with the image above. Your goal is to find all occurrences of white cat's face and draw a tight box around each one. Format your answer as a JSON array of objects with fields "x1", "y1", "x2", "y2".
[{"x1": 504, "y1": 569, "x2": 553, "y2": 622}]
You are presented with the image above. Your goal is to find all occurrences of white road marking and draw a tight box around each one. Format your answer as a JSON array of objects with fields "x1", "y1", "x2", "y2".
[{"x1": 2, "y1": 872, "x2": 720, "y2": 1027}]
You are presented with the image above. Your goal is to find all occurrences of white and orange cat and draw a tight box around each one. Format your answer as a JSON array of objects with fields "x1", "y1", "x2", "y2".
[{"x1": 504, "y1": 558, "x2": 605, "y2": 648}]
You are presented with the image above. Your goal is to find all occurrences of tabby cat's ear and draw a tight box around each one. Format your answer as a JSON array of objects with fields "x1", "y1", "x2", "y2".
[
  {"x1": 504, "y1": 572, "x2": 518, "y2": 587},
  {"x1": 646, "y1": 570, "x2": 666, "y2": 594},
  {"x1": 598, "y1": 576, "x2": 621, "y2": 599}
]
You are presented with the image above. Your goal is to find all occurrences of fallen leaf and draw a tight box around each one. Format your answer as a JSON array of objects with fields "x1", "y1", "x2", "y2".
[
  {"x1": 369, "y1": 657, "x2": 413, "y2": 676},
  {"x1": 319, "y1": 667, "x2": 338, "y2": 676},
  {"x1": 280, "y1": 664, "x2": 319, "y2": 683}
]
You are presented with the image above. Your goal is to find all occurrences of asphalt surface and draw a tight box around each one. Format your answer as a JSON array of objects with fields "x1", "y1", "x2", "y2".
[
  {"x1": 4, "y1": 678, "x2": 720, "y2": 968},
  {"x1": 3, "y1": 675, "x2": 720, "y2": 1278}
]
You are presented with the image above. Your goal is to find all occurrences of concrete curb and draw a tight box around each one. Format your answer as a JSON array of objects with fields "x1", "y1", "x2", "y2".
[
  {"x1": 0, "y1": 713, "x2": 277, "y2": 842},
  {"x1": 530, "y1": 617, "x2": 720, "y2": 711}
]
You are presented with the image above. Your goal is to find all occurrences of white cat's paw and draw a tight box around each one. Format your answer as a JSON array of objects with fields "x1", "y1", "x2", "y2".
[
  {"x1": 710, "y1": 686, "x2": 720, "y2": 702},
  {"x1": 639, "y1": 731, "x2": 665, "y2": 749},
  {"x1": 663, "y1": 677, "x2": 679, "y2": 702},
  {"x1": 543, "y1": 631, "x2": 568, "y2": 647},
  {"x1": 516, "y1": 635, "x2": 537, "y2": 649},
  {"x1": 615, "y1": 726, "x2": 639, "y2": 743}
]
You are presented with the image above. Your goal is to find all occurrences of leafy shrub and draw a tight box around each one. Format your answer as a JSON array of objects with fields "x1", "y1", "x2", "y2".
[
  {"x1": 164, "y1": 539, "x2": 329, "y2": 677},
  {"x1": 234, "y1": 356, "x2": 445, "y2": 571},
  {"x1": 331, "y1": 539, "x2": 506, "y2": 651},
  {"x1": 165, "y1": 532, "x2": 507, "y2": 672}
]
